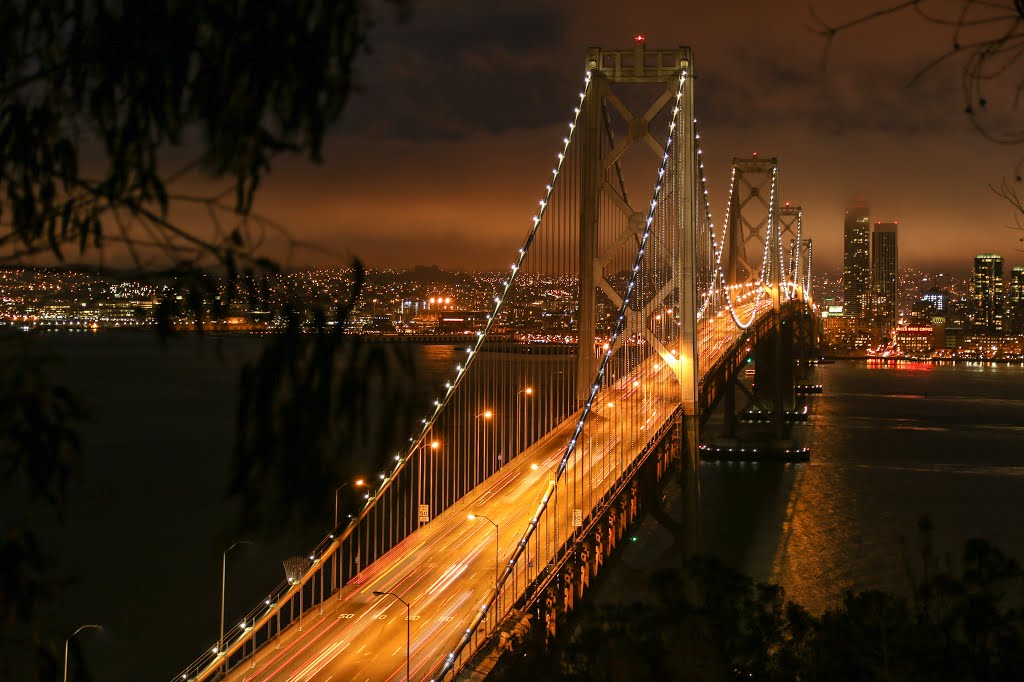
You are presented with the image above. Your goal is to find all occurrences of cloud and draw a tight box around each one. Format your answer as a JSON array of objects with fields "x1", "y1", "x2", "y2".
[
  {"x1": 340, "y1": 0, "x2": 573, "y2": 139},
  {"x1": 247, "y1": 1, "x2": 1024, "y2": 272}
]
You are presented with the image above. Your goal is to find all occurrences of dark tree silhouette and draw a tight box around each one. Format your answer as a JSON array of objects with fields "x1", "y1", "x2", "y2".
[
  {"x1": 814, "y1": 1, "x2": 1024, "y2": 144},
  {"x1": 813, "y1": 1, "x2": 1024, "y2": 246},
  {"x1": 498, "y1": 528, "x2": 1024, "y2": 681},
  {"x1": 0, "y1": 1, "x2": 411, "y2": 679}
]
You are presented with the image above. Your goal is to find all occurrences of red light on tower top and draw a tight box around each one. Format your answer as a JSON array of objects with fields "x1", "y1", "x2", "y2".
[{"x1": 634, "y1": 34, "x2": 645, "y2": 43}]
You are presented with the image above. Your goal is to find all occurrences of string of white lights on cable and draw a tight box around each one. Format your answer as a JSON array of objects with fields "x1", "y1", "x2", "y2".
[
  {"x1": 433, "y1": 62, "x2": 691, "y2": 682},
  {"x1": 348, "y1": 69, "x2": 595, "y2": 521}
]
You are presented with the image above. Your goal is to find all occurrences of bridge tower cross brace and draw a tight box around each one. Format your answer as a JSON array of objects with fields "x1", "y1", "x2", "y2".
[
  {"x1": 576, "y1": 41, "x2": 700, "y2": 548},
  {"x1": 575, "y1": 42, "x2": 698, "y2": 396},
  {"x1": 800, "y1": 238, "x2": 813, "y2": 301},
  {"x1": 725, "y1": 157, "x2": 778, "y2": 292}
]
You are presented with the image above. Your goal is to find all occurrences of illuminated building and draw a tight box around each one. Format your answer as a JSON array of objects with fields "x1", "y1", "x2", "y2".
[
  {"x1": 893, "y1": 323, "x2": 932, "y2": 357},
  {"x1": 919, "y1": 288, "x2": 949, "y2": 314},
  {"x1": 971, "y1": 254, "x2": 1004, "y2": 333},
  {"x1": 842, "y1": 201, "x2": 871, "y2": 318},
  {"x1": 870, "y1": 221, "x2": 898, "y2": 329},
  {"x1": 1009, "y1": 266, "x2": 1024, "y2": 335}
]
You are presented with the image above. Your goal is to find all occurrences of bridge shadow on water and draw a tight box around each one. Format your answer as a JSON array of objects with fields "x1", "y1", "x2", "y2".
[
  {"x1": 698, "y1": 453, "x2": 802, "y2": 583},
  {"x1": 588, "y1": 446, "x2": 805, "y2": 608}
]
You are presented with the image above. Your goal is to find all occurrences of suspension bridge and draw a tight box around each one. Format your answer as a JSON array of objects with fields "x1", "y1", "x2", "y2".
[{"x1": 174, "y1": 41, "x2": 817, "y2": 682}]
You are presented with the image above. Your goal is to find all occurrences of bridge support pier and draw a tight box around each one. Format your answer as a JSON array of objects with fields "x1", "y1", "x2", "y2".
[
  {"x1": 681, "y1": 412, "x2": 700, "y2": 557},
  {"x1": 701, "y1": 307, "x2": 811, "y2": 463},
  {"x1": 793, "y1": 303, "x2": 823, "y2": 396}
]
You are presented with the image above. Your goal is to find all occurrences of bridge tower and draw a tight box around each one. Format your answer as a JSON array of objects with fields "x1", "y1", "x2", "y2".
[
  {"x1": 704, "y1": 157, "x2": 813, "y2": 460},
  {"x1": 800, "y1": 238, "x2": 813, "y2": 301},
  {"x1": 725, "y1": 156, "x2": 777, "y2": 294},
  {"x1": 779, "y1": 203, "x2": 802, "y2": 300},
  {"x1": 575, "y1": 38, "x2": 700, "y2": 547},
  {"x1": 793, "y1": 237, "x2": 819, "y2": 381}
]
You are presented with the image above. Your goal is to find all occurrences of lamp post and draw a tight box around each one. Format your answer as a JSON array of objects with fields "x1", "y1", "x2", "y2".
[
  {"x1": 467, "y1": 513, "x2": 500, "y2": 603},
  {"x1": 430, "y1": 439, "x2": 441, "y2": 511},
  {"x1": 220, "y1": 541, "x2": 252, "y2": 664},
  {"x1": 372, "y1": 590, "x2": 410, "y2": 682},
  {"x1": 475, "y1": 410, "x2": 493, "y2": 481},
  {"x1": 515, "y1": 387, "x2": 533, "y2": 456},
  {"x1": 64, "y1": 624, "x2": 101, "y2": 682},
  {"x1": 334, "y1": 478, "x2": 366, "y2": 529},
  {"x1": 333, "y1": 478, "x2": 365, "y2": 596}
]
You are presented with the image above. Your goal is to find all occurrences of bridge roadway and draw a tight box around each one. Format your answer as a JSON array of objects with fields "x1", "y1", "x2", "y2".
[{"x1": 217, "y1": 303, "x2": 767, "y2": 682}]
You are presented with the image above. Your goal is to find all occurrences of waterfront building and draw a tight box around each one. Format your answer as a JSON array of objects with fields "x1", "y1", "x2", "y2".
[
  {"x1": 930, "y1": 316, "x2": 946, "y2": 350},
  {"x1": 871, "y1": 221, "x2": 898, "y2": 329},
  {"x1": 893, "y1": 323, "x2": 932, "y2": 357},
  {"x1": 971, "y1": 254, "x2": 1004, "y2": 333},
  {"x1": 842, "y1": 202, "x2": 871, "y2": 318},
  {"x1": 1009, "y1": 266, "x2": 1024, "y2": 335}
]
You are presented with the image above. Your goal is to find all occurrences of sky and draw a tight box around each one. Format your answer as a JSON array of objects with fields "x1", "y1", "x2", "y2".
[{"x1": 246, "y1": 0, "x2": 1024, "y2": 274}]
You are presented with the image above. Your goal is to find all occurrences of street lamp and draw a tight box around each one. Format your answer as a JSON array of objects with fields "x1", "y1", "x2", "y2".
[
  {"x1": 372, "y1": 590, "x2": 410, "y2": 682},
  {"x1": 515, "y1": 387, "x2": 533, "y2": 455},
  {"x1": 219, "y1": 540, "x2": 253, "y2": 664},
  {"x1": 530, "y1": 462, "x2": 556, "y2": 478},
  {"x1": 335, "y1": 478, "x2": 366, "y2": 528},
  {"x1": 467, "y1": 513, "x2": 500, "y2": 600},
  {"x1": 475, "y1": 410, "x2": 494, "y2": 480},
  {"x1": 64, "y1": 624, "x2": 101, "y2": 682},
  {"x1": 427, "y1": 440, "x2": 441, "y2": 515}
]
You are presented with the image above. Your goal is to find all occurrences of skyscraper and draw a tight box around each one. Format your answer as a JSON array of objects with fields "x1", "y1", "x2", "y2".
[
  {"x1": 1009, "y1": 266, "x2": 1024, "y2": 334},
  {"x1": 843, "y1": 202, "x2": 870, "y2": 318},
  {"x1": 971, "y1": 254, "x2": 1004, "y2": 333},
  {"x1": 871, "y1": 221, "x2": 898, "y2": 328}
]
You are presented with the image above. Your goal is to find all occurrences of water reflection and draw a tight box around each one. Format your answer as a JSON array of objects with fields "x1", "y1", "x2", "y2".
[{"x1": 701, "y1": 361, "x2": 1024, "y2": 613}]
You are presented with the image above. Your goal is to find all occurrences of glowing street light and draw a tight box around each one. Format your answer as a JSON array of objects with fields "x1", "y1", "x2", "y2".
[
  {"x1": 467, "y1": 513, "x2": 500, "y2": 598},
  {"x1": 372, "y1": 590, "x2": 411, "y2": 681},
  {"x1": 331, "y1": 478, "x2": 365, "y2": 597},
  {"x1": 530, "y1": 462, "x2": 556, "y2": 481},
  {"x1": 335, "y1": 478, "x2": 366, "y2": 528},
  {"x1": 475, "y1": 410, "x2": 495, "y2": 479},
  {"x1": 515, "y1": 387, "x2": 534, "y2": 454}
]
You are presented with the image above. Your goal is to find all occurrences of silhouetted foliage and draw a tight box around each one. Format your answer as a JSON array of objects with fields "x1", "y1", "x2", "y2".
[
  {"x1": 0, "y1": 338, "x2": 85, "y2": 516},
  {"x1": 230, "y1": 261, "x2": 418, "y2": 534},
  {"x1": 1, "y1": 0, "x2": 406, "y2": 270},
  {"x1": 815, "y1": 1, "x2": 1024, "y2": 144},
  {"x1": 0, "y1": 1, "x2": 410, "y2": 679},
  {"x1": 503, "y1": 526, "x2": 1024, "y2": 681},
  {"x1": 813, "y1": 1, "x2": 1024, "y2": 246}
]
